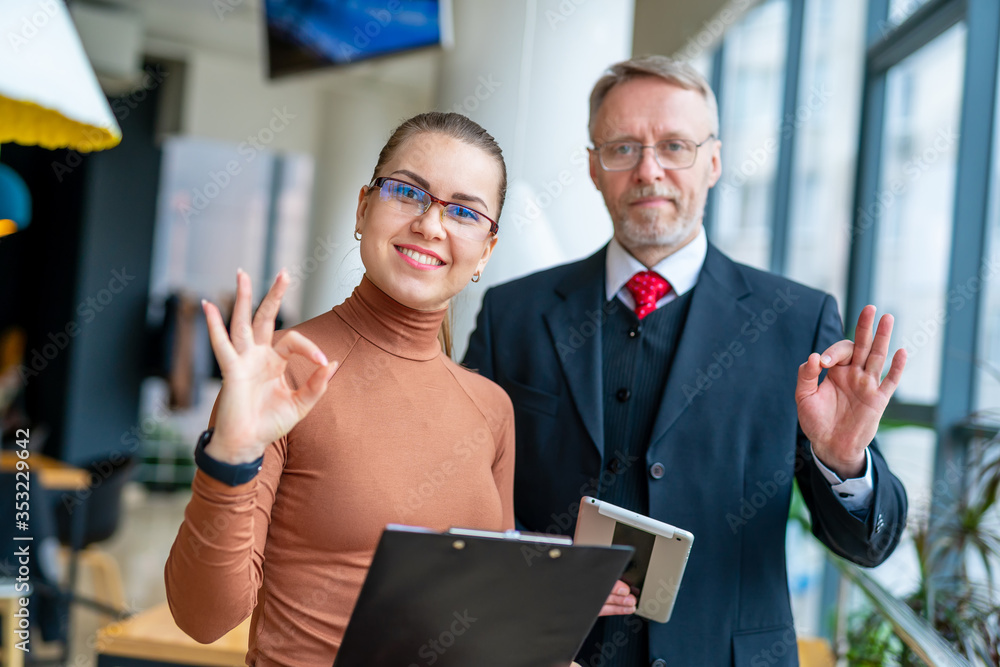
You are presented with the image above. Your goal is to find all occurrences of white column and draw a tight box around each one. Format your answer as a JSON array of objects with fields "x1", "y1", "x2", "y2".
[{"x1": 437, "y1": 0, "x2": 635, "y2": 357}]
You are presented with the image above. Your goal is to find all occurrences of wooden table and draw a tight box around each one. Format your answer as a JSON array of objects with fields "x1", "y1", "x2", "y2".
[
  {"x1": 96, "y1": 603, "x2": 250, "y2": 667},
  {"x1": 0, "y1": 451, "x2": 90, "y2": 490}
]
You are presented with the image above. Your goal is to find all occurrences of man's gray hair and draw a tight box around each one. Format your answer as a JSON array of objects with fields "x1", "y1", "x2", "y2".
[{"x1": 588, "y1": 55, "x2": 720, "y2": 140}]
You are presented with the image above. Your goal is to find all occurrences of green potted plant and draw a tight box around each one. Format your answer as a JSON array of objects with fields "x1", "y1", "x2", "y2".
[{"x1": 839, "y1": 424, "x2": 1000, "y2": 665}]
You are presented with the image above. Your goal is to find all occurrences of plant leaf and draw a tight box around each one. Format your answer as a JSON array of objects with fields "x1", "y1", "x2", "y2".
[{"x1": 833, "y1": 558, "x2": 972, "y2": 667}]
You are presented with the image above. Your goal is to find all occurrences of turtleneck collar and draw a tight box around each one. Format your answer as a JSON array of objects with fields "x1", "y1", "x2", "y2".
[{"x1": 332, "y1": 275, "x2": 446, "y2": 361}]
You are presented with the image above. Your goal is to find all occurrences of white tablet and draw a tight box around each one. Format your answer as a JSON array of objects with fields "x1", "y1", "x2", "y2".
[{"x1": 573, "y1": 497, "x2": 694, "y2": 623}]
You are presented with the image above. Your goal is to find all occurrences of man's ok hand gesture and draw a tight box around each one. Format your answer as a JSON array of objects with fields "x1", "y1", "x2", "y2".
[{"x1": 796, "y1": 305, "x2": 906, "y2": 479}]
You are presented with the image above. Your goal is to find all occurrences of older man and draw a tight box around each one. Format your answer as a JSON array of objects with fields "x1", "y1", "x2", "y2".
[{"x1": 464, "y1": 56, "x2": 908, "y2": 666}]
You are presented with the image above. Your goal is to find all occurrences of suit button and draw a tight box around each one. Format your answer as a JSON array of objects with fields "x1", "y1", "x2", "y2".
[
  {"x1": 608, "y1": 458, "x2": 623, "y2": 474},
  {"x1": 628, "y1": 326, "x2": 641, "y2": 338},
  {"x1": 649, "y1": 462, "x2": 665, "y2": 479},
  {"x1": 651, "y1": 660, "x2": 667, "y2": 667},
  {"x1": 616, "y1": 388, "x2": 631, "y2": 402}
]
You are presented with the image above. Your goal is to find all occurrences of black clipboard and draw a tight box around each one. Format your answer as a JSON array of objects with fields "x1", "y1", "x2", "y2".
[{"x1": 332, "y1": 525, "x2": 634, "y2": 667}]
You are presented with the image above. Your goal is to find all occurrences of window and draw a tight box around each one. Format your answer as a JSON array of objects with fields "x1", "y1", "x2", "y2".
[
  {"x1": 869, "y1": 425, "x2": 938, "y2": 594},
  {"x1": 712, "y1": 0, "x2": 790, "y2": 270},
  {"x1": 786, "y1": 0, "x2": 867, "y2": 305},
  {"x1": 872, "y1": 24, "x2": 966, "y2": 404},
  {"x1": 975, "y1": 90, "x2": 1000, "y2": 419}
]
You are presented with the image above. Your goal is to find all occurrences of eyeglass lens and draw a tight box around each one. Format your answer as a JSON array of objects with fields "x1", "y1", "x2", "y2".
[
  {"x1": 378, "y1": 179, "x2": 492, "y2": 240},
  {"x1": 600, "y1": 140, "x2": 699, "y2": 170}
]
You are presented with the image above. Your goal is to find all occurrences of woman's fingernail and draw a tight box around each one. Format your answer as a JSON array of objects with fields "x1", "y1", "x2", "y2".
[
  {"x1": 314, "y1": 352, "x2": 329, "y2": 366},
  {"x1": 821, "y1": 355, "x2": 832, "y2": 365}
]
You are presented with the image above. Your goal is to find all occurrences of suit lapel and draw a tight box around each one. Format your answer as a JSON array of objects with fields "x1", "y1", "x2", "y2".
[
  {"x1": 648, "y1": 244, "x2": 755, "y2": 447},
  {"x1": 543, "y1": 247, "x2": 607, "y2": 461}
]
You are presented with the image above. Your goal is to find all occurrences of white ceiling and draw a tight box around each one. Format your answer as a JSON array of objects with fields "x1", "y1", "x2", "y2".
[
  {"x1": 79, "y1": 0, "x2": 442, "y2": 91},
  {"x1": 633, "y1": 0, "x2": 761, "y2": 58},
  {"x1": 75, "y1": 0, "x2": 759, "y2": 93}
]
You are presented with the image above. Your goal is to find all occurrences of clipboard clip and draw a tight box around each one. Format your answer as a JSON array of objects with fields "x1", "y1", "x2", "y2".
[
  {"x1": 383, "y1": 524, "x2": 574, "y2": 556},
  {"x1": 446, "y1": 526, "x2": 573, "y2": 546}
]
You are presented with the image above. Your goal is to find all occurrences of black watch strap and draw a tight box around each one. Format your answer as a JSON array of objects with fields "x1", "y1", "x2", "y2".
[{"x1": 193, "y1": 428, "x2": 264, "y2": 486}]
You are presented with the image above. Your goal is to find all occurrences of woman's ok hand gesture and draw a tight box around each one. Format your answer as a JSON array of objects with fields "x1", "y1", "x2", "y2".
[{"x1": 201, "y1": 269, "x2": 338, "y2": 464}]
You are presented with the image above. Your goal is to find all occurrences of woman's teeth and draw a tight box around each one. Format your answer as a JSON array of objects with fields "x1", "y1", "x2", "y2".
[{"x1": 397, "y1": 246, "x2": 444, "y2": 266}]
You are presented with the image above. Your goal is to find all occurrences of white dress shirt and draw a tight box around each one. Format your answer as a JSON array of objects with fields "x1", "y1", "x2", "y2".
[
  {"x1": 604, "y1": 229, "x2": 874, "y2": 511},
  {"x1": 605, "y1": 229, "x2": 707, "y2": 307}
]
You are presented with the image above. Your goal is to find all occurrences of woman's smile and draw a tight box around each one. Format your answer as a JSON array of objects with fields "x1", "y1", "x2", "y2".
[{"x1": 394, "y1": 244, "x2": 446, "y2": 269}]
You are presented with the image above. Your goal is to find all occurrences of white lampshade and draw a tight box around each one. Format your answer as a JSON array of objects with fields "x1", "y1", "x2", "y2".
[{"x1": 0, "y1": 0, "x2": 122, "y2": 151}]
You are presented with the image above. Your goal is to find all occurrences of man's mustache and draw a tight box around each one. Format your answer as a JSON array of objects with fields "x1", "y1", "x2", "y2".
[{"x1": 623, "y1": 185, "x2": 680, "y2": 203}]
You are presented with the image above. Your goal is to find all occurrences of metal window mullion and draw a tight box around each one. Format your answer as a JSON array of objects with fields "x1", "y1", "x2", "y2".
[
  {"x1": 868, "y1": 0, "x2": 965, "y2": 73},
  {"x1": 884, "y1": 401, "x2": 937, "y2": 426},
  {"x1": 704, "y1": 43, "x2": 726, "y2": 239},
  {"x1": 818, "y1": 0, "x2": 893, "y2": 644},
  {"x1": 844, "y1": 72, "x2": 889, "y2": 327},
  {"x1": 769, "y1": 0, "x2": 806, "y2": 276},
  {"x1": 866, "y1": 0, "x2": 892, "y2": 47},
  {"x1": 931, "y1": 0, "x2": 1000, "y2": 511}
]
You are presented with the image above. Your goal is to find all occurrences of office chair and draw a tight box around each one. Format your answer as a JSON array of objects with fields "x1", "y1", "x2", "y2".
[{"x1": 53, "y1": 456, "x2": 137, "y2": 619}]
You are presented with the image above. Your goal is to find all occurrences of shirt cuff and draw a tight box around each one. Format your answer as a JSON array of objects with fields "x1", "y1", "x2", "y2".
[{"x1": 810, "y1": 444, "x2": 874, "y2": 513}]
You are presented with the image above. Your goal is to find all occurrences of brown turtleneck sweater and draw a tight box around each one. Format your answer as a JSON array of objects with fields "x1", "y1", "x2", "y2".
[{"x1": 164, "y1": 276, "x2": 515, "y2": 666}]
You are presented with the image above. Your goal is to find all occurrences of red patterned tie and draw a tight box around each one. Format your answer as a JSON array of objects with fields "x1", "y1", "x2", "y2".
[{"x1": 625, "y1": 271, "x2": 671, "y2": 320}]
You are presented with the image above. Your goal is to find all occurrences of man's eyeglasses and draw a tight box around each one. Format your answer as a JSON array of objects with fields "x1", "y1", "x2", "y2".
[
  {"x1": 593, "y1": 135, "x2": 716, "y2": 171},
  {"x1": 367, "y1": 177, "x2": 498, "y2": 241}
]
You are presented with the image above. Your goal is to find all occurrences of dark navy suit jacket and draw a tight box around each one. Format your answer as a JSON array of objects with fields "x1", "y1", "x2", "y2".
[{"x1": 463, "y1": 243, "x2": 907, "y2": 666}]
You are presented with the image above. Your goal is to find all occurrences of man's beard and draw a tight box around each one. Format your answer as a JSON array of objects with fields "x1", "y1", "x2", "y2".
[{"x1": 612, "y1": 184, "x2": 702, "y2": 249}]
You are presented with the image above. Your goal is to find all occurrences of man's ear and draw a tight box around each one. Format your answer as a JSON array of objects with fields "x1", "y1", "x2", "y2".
[
  {"x1": 707, "y1": 139, "x2": 722, "y2": 188},
  {"x1": 589, "y1": 148, "x2": 601, "y2": 191}
]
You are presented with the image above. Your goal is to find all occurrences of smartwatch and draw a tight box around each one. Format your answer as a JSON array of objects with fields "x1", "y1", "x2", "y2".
[{"x1": 193, "y1": 428, "x2": 264, "y2": 486}]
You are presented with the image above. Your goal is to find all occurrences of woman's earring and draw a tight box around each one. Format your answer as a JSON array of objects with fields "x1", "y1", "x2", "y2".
[
  {"x1": 471, "y1": 273, "x2": 481, "y2": 283},
  {"x1": 354, "y1": 230, "x2": 362, "y2": 241}
]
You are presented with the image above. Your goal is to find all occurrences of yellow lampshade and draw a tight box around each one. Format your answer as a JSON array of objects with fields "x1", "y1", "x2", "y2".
[{"x1": 0, "y1": 0, "x2": 122, "y2": 151}]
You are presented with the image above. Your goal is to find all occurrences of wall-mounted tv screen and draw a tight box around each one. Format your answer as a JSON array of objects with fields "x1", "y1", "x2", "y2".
[{"x1": 264, "y1": 0, "x2": 446, "y2": 78}]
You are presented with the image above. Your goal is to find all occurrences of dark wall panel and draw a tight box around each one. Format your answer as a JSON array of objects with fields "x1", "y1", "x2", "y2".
[
  {"x1": 1, "y1": 84, "x2": 161, "y2": 465},
  {"x1": 61, "y1": 88, "x2": 162, "y2": 465}
]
